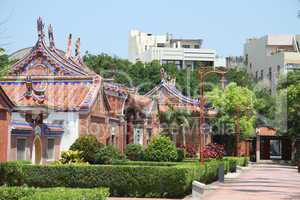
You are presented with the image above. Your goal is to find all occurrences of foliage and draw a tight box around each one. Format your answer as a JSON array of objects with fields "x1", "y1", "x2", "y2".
[
  {"x1": 83, "y1": 53, "x2": 254, "y2": 97},
  {"x1": 158, "y1": 106, "x2": 191, "y2": 146},
  {"x1": 59, "y1": 150, "x2": 85, "y2": 164},
  {"x1": 176, "y1": 148, "x2": 186, "y2": 162},
  {"x1": 207, "y1": 82, "x2": 257, "y2": 138},
  {"x1": 185, "y1": 144, "x2": 197, "y2": 158},
  {"x1": 201, "y1": 143, "x2": 225, "y2": 159},
  {"x1": 0, "y1": 187, "x2": 109, "y2": 200},
  {"x1": 70, "y1": 135, "x2": 104, "y2": 164},
  {"x1": 125, "y1": 144, "x2": 144, "y2": 161},
  {"x1": 145, "y1": 135, "x2": 178, "y2": 162},
  {"x1": 95, "y1": 145, "x2": 122, "y2": 164},
  {"x1": 0, "y1": 48, "x2": 11, "y2": 77},
  {"x1": 254, "y1": 87, "x2": 276, "y2": 126},
  {"x1": 277, "y1": 71, "x2": 300, "y2": 138},
  {"x1": 0, "y1": 157, "x2": 247, "y2": 198}
]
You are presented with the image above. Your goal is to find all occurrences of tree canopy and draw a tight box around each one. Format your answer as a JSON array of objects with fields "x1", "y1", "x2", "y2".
[{"x1": 207, "y1": 82, "x2": 257, "y2": 138}]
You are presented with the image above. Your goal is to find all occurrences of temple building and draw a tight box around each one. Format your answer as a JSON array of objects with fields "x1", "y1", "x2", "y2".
[
  {"x1": 0, "y1": 18, "x2": 209, "y2": 164},
  {"x1": 0, "y1": 18, "x2": 129, "y2": 164}
]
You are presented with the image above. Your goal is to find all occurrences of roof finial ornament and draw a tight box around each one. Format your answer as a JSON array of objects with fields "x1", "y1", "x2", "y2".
[
  {"x1": 75, "y1": 37, "x2": 81, "y2": 57},
  {"x1": 65, "y1": 34, "x2": 72, "y2": 59},
  {"x1": 37, "y1": 17, "x2": 44, "y2": 40},
  {"x1": 48, "y1": 24, "x2": 55, "y2": 49}
]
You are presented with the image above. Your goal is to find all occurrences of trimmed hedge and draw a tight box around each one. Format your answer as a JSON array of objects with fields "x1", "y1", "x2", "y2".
[
  {"x1": 0, "y1": 157, "x2": 248, "y2": 198},
  {"x1": 0, "y1": 187, "x2": 109, "y2": 200}
]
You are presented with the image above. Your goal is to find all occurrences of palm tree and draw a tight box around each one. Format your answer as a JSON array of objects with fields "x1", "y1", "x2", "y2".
[{"x1": 158, "y1": 105, "x2": 191, "y2": 147}]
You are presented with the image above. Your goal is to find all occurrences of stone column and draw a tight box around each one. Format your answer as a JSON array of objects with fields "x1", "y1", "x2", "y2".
[{"x1": 256, "y1": 136, "x2": 260, "y2": 163}]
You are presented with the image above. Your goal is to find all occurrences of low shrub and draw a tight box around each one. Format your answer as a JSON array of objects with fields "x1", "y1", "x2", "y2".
[
  {"x1": 201, "y1": 143, "x2": 225, "y2": 159},
  {"x1": 145, "y1": 135, "x2": 178, "y2": 162},
  {"x1": 59, "y1": 150, "x2": 85, "y2": 164},
  {"x1": 176, "y1": 148, "x2": 186, "y2": 162},
  {"x1": 0, "y1": 157, "x2": 244, "y2": 198},
  {"x1": 70, "y1": 135, "x2": 104, "y2": 164},
  {"x1": 185, "y1": 144, "x2": 197, "y2": 158},
  {"x1": 0, "y1": 186, "x2": 35, "y2": 200},
  {"x1": 95, "y1": 145, "x2": 122, "y2": 164},
  {"x1": 112, "y1": 160, "x2": 177, "y2": 166},
  {"x1": 125, "y1": 144, "x2": 144, "y2": 161},
  {"x1": 0, "y1": 187, "x2": 109, "y2": 200}
]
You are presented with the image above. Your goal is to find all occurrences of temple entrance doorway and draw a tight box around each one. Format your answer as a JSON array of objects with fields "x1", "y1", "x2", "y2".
[{"x1": 32, "y1": 136, "x2": 42, "y2": 164}]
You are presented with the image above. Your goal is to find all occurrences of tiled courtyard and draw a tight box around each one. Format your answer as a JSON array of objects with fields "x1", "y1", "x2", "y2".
[{"x1": 202, "y1": 164, "x2": 300, "y2": 200}]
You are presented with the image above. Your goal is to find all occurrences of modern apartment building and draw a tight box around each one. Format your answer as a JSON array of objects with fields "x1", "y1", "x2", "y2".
[
  {"x1": 128, "y1": 29, "x2": 225, "y2": 69},
  {"x1": 244, "y1": 35, "x2": 300, "y2": 93}
]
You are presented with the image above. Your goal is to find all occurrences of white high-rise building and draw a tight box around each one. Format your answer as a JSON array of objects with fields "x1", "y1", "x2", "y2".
[
  {"x1": 128, "y1": 29, "x2": 225, "y2": 70},
  {"x1": 244, "y1": 34, "x2": 300, "y2": 94}
]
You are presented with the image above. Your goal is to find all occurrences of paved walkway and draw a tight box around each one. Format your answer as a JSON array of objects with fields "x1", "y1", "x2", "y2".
[
  {"x1": 202, "y1": 164, "x2": 300, "y2": 200},
  {"x1": 109, "y1": 164, "x2": 300, "y2": 200}
]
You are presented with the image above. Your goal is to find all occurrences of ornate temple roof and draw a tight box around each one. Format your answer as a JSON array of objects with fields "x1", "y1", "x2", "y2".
[
  {"x1": 0, "y1": 76, "x2": 101, "y2": 112},
  {"x1": 2, "y1": 17, "x2": 101, "y2": 112},
  {"x1": 9, "y1": 17, "x2": 94, "y2": 77},
  {"x1": 144, "y1": 68, "x2": 199, "y2": 112}
]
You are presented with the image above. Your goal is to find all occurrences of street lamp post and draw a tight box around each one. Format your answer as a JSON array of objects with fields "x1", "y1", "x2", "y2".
[{"x1": 198, "y1": 67, "x2": 226, "y2": 165}]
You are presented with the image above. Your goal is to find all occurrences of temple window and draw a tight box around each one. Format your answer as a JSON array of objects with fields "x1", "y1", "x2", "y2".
[
  {"x1": 46, "y1": 138, "x2": 55, "y2": 160},
  {"x1": 146, "y1": 128, "x2": 152, "y2": 144},
  {"x1": 134, "y1": 128, "x2": 143, "y2": 145},
  {"x1": 110, "y1": 125, "x2": 116, "y2": 146},
  {"x1": 16, "y1": 138, "x2": 26, "y2": 160}
]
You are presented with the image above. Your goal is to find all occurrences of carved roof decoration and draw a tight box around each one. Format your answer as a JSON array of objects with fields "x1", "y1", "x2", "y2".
[
  {"x1": 9, "y1": 17, "x2": 95, "y2": 77},
  {"x1": 145, "y1": 68, "x2": 199, "y2": 112}
]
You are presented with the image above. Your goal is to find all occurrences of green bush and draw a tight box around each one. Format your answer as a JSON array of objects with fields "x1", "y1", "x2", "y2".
[
  {"x1": 59, "y1": 150, "x2": 85, "y2": 164},
  {"x1": 0, "y1": 161, "x2": 25, "y2": 186},
  {"x1": 95, "y1": 145, "x2": 122, "y2": 164},
  {"x1": 70, "y1": 135, "x2": 104, "y2": 164},
  {"x1": 112, "y1": 160, "x2": 177, "y2": 166},
  {"x1": 0, "y1": 187, "x2": 35, "y2": 200},
  {"x1": 0, "y1": 187, "x2": 109, "y2": 200},
  {"x1": 0, "y1": 157, "x2": 243, "y2": 198},
  {"x1": 176, "y1": 148, "x2": 186, "y2": 162},
  {"x1": 145, "y1": 136, "x2": 178, "y2": 162},
  {"x1": 125, "y1": 144, "x2": 144, "y2": 161}
]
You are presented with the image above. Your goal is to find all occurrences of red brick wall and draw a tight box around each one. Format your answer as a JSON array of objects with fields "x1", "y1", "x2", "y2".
[{"x1": 0, "y1": 110, "x2": 10, "y2": 162}]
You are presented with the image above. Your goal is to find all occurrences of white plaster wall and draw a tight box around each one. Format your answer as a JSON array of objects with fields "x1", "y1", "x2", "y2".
[{"x1": 43, "y1": 112, "x2": 79, "y2": 152}]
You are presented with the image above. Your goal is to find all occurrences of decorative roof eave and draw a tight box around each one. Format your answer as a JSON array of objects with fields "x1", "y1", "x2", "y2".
[
  {"x1": 144, "y1": 80, "x2": 199, "y2": 106},
  {"x1": 78, "y1": 75, "x2": 102, "y2": 111},
  {"x1": 0, "y1": 86, "x2": 15, "y2": 110}
]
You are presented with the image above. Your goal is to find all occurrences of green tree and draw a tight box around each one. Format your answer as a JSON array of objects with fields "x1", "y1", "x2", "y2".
[
  {"x1": 207, "y1": 82, "x2": 257, "y2": 138},
  {"x1": 277, "y1": 70, "x2": 300, "y2": 138},
  {"x1": 0, "y1": 48, "x2": 10, "y2": 77},
  {"x1": 158, "y1": 105, "x2": 191, "y2": 146}
]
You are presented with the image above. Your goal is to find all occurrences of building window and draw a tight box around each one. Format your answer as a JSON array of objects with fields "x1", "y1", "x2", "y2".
[
  {"x1": 269, "y1": 67, "x2": 272, "y2": 81},
  {"x1": 260, "y1": 69, "x2": 264, "y2": 80},
  {"x1": 146, "y1": 128, "x2": 152, "y2": 144},
  {"x1": 110, "y1": 125, "x2": 117, "y2": 146},
  {"x1": 277, "y1": 65, "x2": 280, "y2": 74},
  {"x1": 134, "y1": 128, "x2": 143, "y2": 145},
  {"x1": 249, "y1": 63, "x2": 252, "y2": 70},
  {"x1": 157, "y1": 43, "x2": 165, "y2": 47},
  {"x1": 46, "y1": 138, "x2": 55, "y2": 160},
  {"x1": 17, "y1": 138, "x2": 26, "y2": 160},
  {"x1": 182, "y1": 45, "x2": 190, "y2": 48},
  {"x1": 194, "y1": 45, "x2": 200, "y2": 49},
  {"x1": 255, "y1": 71, "x2": 258, "y2": 80}
]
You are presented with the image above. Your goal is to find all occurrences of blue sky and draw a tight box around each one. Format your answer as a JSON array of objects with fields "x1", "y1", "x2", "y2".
[{"x1": 0, "y1": 0, "x2": 299, "y2": 58}]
